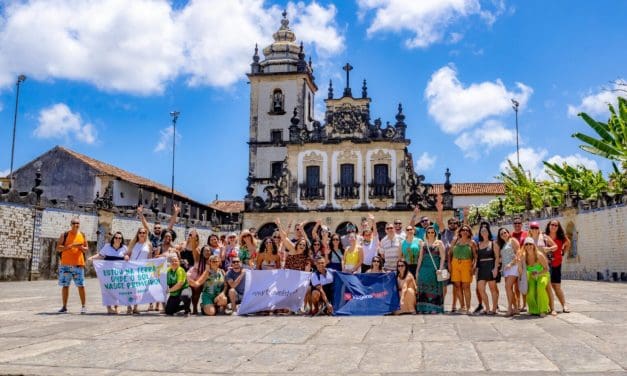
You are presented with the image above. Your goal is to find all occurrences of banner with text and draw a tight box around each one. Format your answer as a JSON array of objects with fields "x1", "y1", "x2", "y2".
[
  {"x1": 93, "y1": 259, "x2": 168, "y2": 306},
  {"x1": 237, "y1": 269, "x2": 311, "y2": 315},
  {"x1": 332, "y1": 271, "x2": 400, "y2": 316}
]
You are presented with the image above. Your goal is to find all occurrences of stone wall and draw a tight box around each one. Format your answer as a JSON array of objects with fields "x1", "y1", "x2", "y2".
[{"x1": 0, "y1": 202, "x2": 219, "y2": 281}]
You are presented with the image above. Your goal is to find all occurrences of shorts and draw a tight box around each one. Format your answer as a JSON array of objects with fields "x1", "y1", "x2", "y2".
[
  {"x1": 451, "y1": 258, "x2": 472, "y2": 283},
  {"x1": 502, "y1": 264, "x2": 518, "y2": 278},
  {"x1": 58, "y1": 265, "x2": 85, "y2": 287},
  {"x1": 229, "y1": 288, "x2": 243, "y2": 304},
  {"x1": 550, "y1": 264, "x2": 562, "y2": 284},
  {"x1": 201, "y1": 291, "x2": 219, "y2": 306}
]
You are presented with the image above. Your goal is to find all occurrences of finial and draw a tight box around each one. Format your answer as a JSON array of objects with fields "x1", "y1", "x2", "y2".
[
  {"x1": 444, "y1": 168, "x2": 452, "y2": 192},
  {"x1": 361, "y1": 79, "x2": 368, "y2": 98},
  {"x1": 308, "y1": 56, "x2": 313, "y2": 70},
  {"x1": 395, "y1": 102, "x2": 405, "y2": 123},
  {"x1": 299, "y1": 41, "x2": 303, "y2": 53},
  {"x1": 280, "y1": 9, "x2": 289, "y2": 29},
  {"x1": 328, "y1": 80, "x2": 333, "y2": 99},
  {"x1": 253, "y1": 43, "x2": 259, "y2": 62},
  {"x1": 342, "y1": 62, "x2": 353, "y2": 97}
]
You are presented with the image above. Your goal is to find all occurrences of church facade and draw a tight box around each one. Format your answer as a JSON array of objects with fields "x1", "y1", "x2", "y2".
[{"x1": 242, "y1": 12, "x2": 453, "y2": 238}]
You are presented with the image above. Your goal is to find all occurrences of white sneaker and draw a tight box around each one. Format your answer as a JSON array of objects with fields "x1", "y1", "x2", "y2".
[{"x1": 80, "y1": 306, "x2": 87, "y2": 315}]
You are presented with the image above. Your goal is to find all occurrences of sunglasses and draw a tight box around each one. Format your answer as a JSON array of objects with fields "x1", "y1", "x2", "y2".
[
  {"x1": 372, "y1": 260, "x2": 381, "y2": 263},
  {"x1": 232, "y1": 261, "x2": 241, "y2": 264},
  {"x1": 332, "y1": 238, "x2": 340, "y2": 241},
  {"x1": 394, "y1": 223, "x2": 402, "y2": 225},
  {"x1": 313, "y1": 243, "x2": 321, "y2": 246},
  {"x1": 138, "y1": 231, "x2": 147, "y2": 234},
  {"x1": 427, "y1": 231, "x2": 436, "y2": 234},
  {"x1": 397, "y1": 264, "x2": 406, "y2": 267},
  {"x1": 513, "y1": 222, "x2": 522, "y2": 225},
  {"x1": 550, "y1": 223, "x2": 558, "y2": 227},
  {"x1": 113, "y1": 237, "x2": 122, "y2": 240}
]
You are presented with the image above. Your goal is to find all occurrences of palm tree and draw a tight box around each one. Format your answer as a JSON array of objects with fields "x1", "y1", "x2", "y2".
[{"x1": 572, "y1": 96, "x2": 626, "y2": 164}]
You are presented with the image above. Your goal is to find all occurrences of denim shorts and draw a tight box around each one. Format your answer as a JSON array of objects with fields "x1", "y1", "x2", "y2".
[{"x1": 58, "y1": 265, "x2": 85, "y2": 287}]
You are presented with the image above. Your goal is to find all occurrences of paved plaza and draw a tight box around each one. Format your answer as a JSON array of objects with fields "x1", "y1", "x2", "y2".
[{"x1": 1, "y1": 279, "x2": 627, "y2": 375}]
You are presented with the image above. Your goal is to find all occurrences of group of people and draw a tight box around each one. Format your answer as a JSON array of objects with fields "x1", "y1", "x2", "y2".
[{"x1": 55, "y1": 203, "x2": 571, "y2": 318}]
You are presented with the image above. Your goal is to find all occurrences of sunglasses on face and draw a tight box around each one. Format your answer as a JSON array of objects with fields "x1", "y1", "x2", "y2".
[
  {"x1": 397, "y1": 264, "x2": 405, "y2": 268},
  {"x1": 514, "y1": 222, "x2": 522, "y2": 225},
  {"x1": 232, "y1": 261, "x2": 240, "y2": 264},
  {"x1": 550, "y1": 223, "x2": 558, "y2": 227},
  {"x1": 372, "y1": 260, "x2": 381, "y2": 263},
  {"x1": 71, "y1": 222, "x2": 80, "y2": 225},
  {"x1": 113, "y1": 237, "x2": 122, "y2": 240},
  {"x1": 138, "y1": 231, "x2": 147, "y2": 235},
  {"x1": 332, "y1": 238, "x2": 340, "y2": 241},
  {"x1": 427, "y1": 231, "x2": 435, "y2": 234}
]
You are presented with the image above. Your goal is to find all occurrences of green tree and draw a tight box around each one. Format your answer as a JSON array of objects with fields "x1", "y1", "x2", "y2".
[
  {"x1": 543, "y1": 162, "x2": 608, "y2": 199},
  {"x1": 572, "y1": 96, "x2": 626, "y2": 163}
]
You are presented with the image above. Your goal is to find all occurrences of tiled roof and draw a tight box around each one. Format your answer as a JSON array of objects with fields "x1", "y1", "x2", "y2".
[
  {"x1": 430, "y1": 183, "x2": 505, "y2": 196},
  {"x1": 209, "y1": 200, "x2": 245, "y2": 213},
  {"x1": 56, "y1": 146, "x2": 200, "y2": 205}
]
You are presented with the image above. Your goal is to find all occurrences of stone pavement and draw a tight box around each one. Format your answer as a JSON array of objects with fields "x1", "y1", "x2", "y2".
[{"x1": 1, "y1": 279, "x2": 627, "y2": 375}]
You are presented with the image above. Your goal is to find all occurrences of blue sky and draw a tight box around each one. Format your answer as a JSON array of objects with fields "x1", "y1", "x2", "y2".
[{"x1": 0, "y1": 0, "x2": 625, "y2": 203}]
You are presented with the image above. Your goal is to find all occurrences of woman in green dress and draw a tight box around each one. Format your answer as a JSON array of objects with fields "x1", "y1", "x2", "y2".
[
  {"x1": 522, "y1": 237, "x2": 550, "y2": 316},
  {"x1": 416, "y1": 226, "x2": 446, "y2": 314},
  {"x1": 189, "y1": 254, "x2": 227, "y2": 316}
]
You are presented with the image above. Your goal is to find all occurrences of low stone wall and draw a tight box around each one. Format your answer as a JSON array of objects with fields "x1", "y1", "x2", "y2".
[{"x1": 0, "y1": 203, "x2": 217, "y2": 281}]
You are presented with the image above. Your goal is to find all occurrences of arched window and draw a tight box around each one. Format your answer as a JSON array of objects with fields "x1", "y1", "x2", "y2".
[
  {"x1": 257, "y1": 222, "x2": 278, "y2": 240},
  {"x1": 271, "y1": 89, "x2": 285, "y2": 114}
]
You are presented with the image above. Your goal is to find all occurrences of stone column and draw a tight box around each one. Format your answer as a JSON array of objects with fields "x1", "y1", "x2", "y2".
[
  {"x1": 97, "y1": 209, "x2": 115, "y2": 250},
  {"x1": 29, "y1": 206, "x2": 44, "y2": 281}
]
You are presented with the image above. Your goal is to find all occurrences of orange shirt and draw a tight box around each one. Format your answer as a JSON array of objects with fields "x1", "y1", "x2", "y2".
[{"x1": 60, "y1": 231, "x2": 86, "y2": 267}]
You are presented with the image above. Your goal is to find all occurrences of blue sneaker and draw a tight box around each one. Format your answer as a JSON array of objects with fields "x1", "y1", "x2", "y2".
[{"x1": 58, "y1": 307, "x2": 68, "y2": 313}]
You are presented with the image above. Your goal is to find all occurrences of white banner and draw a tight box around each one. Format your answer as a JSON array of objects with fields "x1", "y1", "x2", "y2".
[
  {"x1": 93, "y1": 259, "x2": 168, "y2": 306},
  {"x1": 237, "y1": 269, "x2": 311, "y2": 315}
]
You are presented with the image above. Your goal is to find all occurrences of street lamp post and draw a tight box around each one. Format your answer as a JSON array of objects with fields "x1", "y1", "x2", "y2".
[
  {"x1": 511, "y1": 98, "x2": 520, "y2": 166},
  {"x1": 9, "y1": 74, "x2": 26, "y2": 189},
  {"x1": 169, "y1": 111, "x2": 180, "y2": 213}
]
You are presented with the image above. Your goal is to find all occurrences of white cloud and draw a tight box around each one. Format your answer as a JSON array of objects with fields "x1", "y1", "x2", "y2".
[
  {"x1": 357, "y1": 0, "x2": 504, "y2": 48},
  {"x1": 154, "y1": 125, "x2": 181, "y2": 153},
  {"x1": 33, "y1": 103, "x2": 97, "y2": 144},
  {"x1": 455, "y1": 119, "x2": 516, "y2": 159},
  {"x1": 414, "y1": 152, "x2": 436, "y2": 172},
  {"x1": 0, "y1": 169, "x2": 8, "y2": 177},
  {"x1": 499, "y1": 148, "x2": 599, "y2": 181},
  {"x1": 567, "y1": 80, "x2": 625, "y2": 117},
  {"x1": 289, "y1": 2, "x2": 344, "y2": 56},
  {"x1": 0, "y1": 0, "x2": 344, "y2": 94},
  {"x1": 425, "y1": 65, "x2": 533, "y2": 134}
]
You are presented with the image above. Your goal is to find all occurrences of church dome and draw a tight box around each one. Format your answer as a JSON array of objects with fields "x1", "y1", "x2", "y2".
[{"x1": 259, "y1": 11, "x2": 306, "y2": 74}]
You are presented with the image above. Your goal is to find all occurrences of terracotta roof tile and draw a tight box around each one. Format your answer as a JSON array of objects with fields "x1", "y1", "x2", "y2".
[
  {"x1": 209, "y1": 200, "x2": 244, "y2": 213},
  {"x1": 57, "y1": 146, "x2": 200, "y2": 205},
  {"x1": 430, "y1": 183, "x2": 505, "y2": 196}
]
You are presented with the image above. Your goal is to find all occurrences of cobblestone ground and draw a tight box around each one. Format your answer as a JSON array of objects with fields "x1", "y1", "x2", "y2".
[{"x1": 1, "y1": 279, "x2": 627, "y2": 375}]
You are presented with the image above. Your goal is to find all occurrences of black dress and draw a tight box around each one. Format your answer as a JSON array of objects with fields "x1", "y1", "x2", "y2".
[{"x1": 477, "y1": 242, "x2": 495, "y2": 281}]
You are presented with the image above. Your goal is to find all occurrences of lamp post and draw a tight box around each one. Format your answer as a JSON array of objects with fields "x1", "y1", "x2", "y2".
[
  {"x1": 169, "y1": 111, "x2": 180, "y2": 213},
  {"x1": 9, "y1": 74, "x2": 26, "y2": 189},
  {"x1": 511, "y1": 98, "x2": 520, "y2": 166}
]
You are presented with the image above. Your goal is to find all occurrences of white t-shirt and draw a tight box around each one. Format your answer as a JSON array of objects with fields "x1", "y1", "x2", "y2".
[
  {"x1": 361, "y1": 239, "x2": 378, "y2": 266},
  {"x1": 130, "y1": 242, "x2": 151, "y2": 261},
  {"x1": 311, "y1": 269, "x2": 334, "y2": 287},
  {"x1": 380, "y1": 235, "x2": 402, "y2": 272},
  {"x1": 99, "y1": 244, "x2": 127, "y2": 259}
]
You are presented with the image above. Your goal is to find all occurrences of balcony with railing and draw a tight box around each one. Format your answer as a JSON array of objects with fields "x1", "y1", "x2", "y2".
[
  {"x1": 368, "y1": 180, "x2": 395, "y2": 199},
  {"x1": 334, "y1": 182, "x2": 361, "y2": 200},
  {"x1": 299, "y1": 183, "x2": 326, "y2": 200}
]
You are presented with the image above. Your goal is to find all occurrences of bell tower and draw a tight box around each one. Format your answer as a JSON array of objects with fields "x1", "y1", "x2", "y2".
[{"x1": 246, "y1": 11, "x2": 317, "y2": 204}]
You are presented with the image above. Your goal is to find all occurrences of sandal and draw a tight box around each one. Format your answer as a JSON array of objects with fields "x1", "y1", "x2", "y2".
[{"x1": 562, "y1": 306, "x2": 570, "y2": 313}]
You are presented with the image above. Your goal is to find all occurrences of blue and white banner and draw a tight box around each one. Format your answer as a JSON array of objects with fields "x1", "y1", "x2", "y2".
[
  {"x1": 237, "y1": 269, "x2": 311, "y2": 315},
  {"x1": 332, "y1": 271, "x2": 400, "y2": 316},
  {"x1": 93, "y1": 259, "x2": 168, "y2": 306}
]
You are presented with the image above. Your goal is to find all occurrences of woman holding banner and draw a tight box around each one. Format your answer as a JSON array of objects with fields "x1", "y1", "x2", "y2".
[
  {"x1": 416, "y1": 226, "x2": 446, "y2": 314},
  {"x1": 395, "y1": 259, "x2": 417, "y2": 314},
  {"x1": 165, "y1": 255, "x2": 191, "y2": 316},
  {"x1": 126, "y1": 228, "x2": 153, "y2": 315},
  {"x1": 88, "y1": 231, "x2": 128, "y2": 314},
  {"x1": 189, "y1": 255, "x2": 227, "y2": 316}
]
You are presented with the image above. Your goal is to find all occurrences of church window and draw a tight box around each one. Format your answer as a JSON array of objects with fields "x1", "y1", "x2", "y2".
[
  {"x1": 271, "y1": 129, "x2": 283, "y2": 144},
  {"x1": 271, "y1": 89, "x2": 285, "y2": 114},
  {"x1": 305, "y1": 166, "x2": 321, "y2": 198},
  {"x1": 271, "y1": 161, "x2": 282, "y2": 179},
  {"x1": 340, "y1": 164, "x2": 354, "y2": 186}
]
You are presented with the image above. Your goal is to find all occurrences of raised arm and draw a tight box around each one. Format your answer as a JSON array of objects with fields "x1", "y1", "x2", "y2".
[
  {"x1": 409, "y1": 206, "x2": 420, "y2": 227},
  {"x1": 435, "y1": 196, "x2": 445, "y2": 232},
  {"x1": 167, "y1": 204, "x2": 180, "y2": 231},
  {"x1": 276, "y1": 218, "x2": 295, "y2": 252},
  {"x1": 137, "y1": 205, "x2": 151, "y2": 232},
  {"x1": 311, "y1": 219, "x2": 321, "y2": 241}
]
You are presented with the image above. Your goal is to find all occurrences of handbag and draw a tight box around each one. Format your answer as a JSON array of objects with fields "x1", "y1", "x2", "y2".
[{"x1": 426, "y1": 242, "x2": 450, "y2": 282}]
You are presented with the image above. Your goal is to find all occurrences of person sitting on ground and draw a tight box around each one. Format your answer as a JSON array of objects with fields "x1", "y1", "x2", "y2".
[
  {"x1": 226, "y1": 257, "x2": 246, "y2": 314},
  {"x1": 88, "y1": 231, "x2": 128, "y2": 314},
  {"x1": 311, "y1": 256, "x2": 334, "y2": 315},
  {"x1": 189, "y1": 254, "x2": 227, "y2": 316},
  {"x1": 395, "y1": 259, "x2": 417, "y2": 314},
  {"x1": 165, "y1": 255, "x2": 191, "y2": 316}
]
